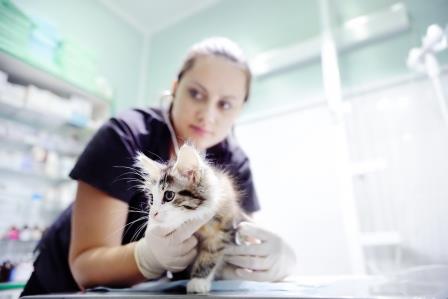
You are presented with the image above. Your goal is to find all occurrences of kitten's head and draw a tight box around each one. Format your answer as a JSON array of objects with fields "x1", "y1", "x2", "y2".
[{"x1": 135, "y1": 144, "x2": 219, "y2": 230}]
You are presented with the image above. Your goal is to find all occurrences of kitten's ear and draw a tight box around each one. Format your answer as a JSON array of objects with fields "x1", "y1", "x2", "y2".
[
  {"x1": 174, "y1": 144, "x2": 202, "y2": 183},
  {"x1": 135, "y1": 152, "x2": 162, "y2": 179}
]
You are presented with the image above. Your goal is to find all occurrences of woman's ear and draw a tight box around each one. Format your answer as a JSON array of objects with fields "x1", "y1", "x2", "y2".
[{"x1": 171, "y1": 80, "x2": 178, "y2": 98}]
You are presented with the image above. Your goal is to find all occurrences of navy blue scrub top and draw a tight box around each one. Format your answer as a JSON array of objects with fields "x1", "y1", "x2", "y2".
[{"x1": 22, "y1": 107, "x2": 260, "y2": 295}]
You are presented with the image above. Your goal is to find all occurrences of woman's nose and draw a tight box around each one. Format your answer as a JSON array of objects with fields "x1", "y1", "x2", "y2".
[{"x1": 198, "y1": 103, "x2": 217, "y2": 124}]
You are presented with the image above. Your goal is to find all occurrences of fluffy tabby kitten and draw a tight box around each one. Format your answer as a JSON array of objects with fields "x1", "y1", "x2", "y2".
[{"x1": 135, "y1": 144, "x2": 244, "y2": 293}]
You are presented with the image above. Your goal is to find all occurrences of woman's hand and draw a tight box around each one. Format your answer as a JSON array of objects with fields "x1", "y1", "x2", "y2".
[
  {"x1": 222, "y1": 222, "x2": 296, "y2": 282},
  {"x1": 134, "y1": 218, "x2": 208, "y2": 279}
]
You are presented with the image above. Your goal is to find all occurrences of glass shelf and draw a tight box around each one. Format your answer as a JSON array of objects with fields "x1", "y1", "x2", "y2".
[
  {"x1": 0, "y1": 50, "x2": 111, "y2": 110},
  {"x1": 0, "y1": 43, "x2": 105, "y2": 254},
  {"x1": 0, "y1": 166, "x2": 71, "y2": 186},
  {"x1": 0, "y1": 99, "x2": 98, "y2": 132},
  {"x1": 0, "y1": 134, "x2": 83, "y2": 157},
  {"x1": 0, "y1": 99, "x2": 98, "y2": 151}
]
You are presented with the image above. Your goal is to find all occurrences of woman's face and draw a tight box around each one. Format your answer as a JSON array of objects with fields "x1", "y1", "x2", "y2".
[{"x1": 171, "y1": 55, "x2": 247, "y2": 150}]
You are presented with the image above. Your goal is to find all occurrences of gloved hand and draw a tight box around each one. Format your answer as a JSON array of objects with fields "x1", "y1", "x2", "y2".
[
  {"x1": 222, "y1": 222, "x2": 296, "y2": 282},
  {"x1": 134, "y1": 218, "x2": 207, "y2": 279}
]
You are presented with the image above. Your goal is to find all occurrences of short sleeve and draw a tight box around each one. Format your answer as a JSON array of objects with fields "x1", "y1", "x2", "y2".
[
  {"x1": 234, "y1": 156, "x2": 260, "y2": 214},
  {"x1": 69, "y1": 116, "x2": 142, "y2": 203}
]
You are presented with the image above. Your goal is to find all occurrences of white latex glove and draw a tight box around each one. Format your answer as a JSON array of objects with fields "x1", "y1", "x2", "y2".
[
  {"x1": 134, "y1": 218, "x2": 207, "y2": 279},
  {"x1": 222, "y1": 222, "x2": 296, "y2": 282}
]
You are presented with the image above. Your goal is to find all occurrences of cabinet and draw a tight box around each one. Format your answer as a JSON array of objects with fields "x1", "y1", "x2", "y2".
[{"x1": 0, "y1": 49, "x2": 111, "y2": 282}]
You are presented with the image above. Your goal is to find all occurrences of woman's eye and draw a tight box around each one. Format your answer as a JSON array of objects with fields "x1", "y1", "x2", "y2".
[
  {"x1": 219, "y1": 100, "x2": 232, "y2": 110},
  {"x1": 189, "y1": 88, "x2": 204, "y2": 101},
  {"x1": 163, "y1": 191, "x2": 175, "y2": 202}
]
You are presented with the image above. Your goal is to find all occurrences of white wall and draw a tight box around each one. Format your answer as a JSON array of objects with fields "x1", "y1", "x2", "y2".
[
  {"x1": 235, "y1": 105, "x2": 354, "y2": 275},
  {"x1": 346, "y1": 71, "x2": 448, "y2": 271},
  {"x1": 235, "y1": 70, "x2": 448, "y2": 276}
]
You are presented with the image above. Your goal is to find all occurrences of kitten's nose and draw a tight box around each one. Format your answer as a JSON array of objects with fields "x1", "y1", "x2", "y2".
[{"x1": 154, "y1": 212, "x2": 159, "y2": 217}]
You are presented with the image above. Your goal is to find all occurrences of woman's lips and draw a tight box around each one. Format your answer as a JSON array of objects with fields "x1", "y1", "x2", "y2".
[{"x1": 190, "y1": 124, "x2": 212, "y2": 136}]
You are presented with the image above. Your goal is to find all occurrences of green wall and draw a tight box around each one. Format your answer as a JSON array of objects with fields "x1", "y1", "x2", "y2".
[
  {"x1": 145, "y1": 0, "x2": 448, "y2": 116},
  {"x1": 12, "y1": 0, "x2": 144, "y2": 113},
  {"x1": 338, "y1": 0, "x2": 448, "y2": 89},
  {"x1": 144, "y1": 0, "x2": 321, "y2": 115},
  {"x1": 10, "y1": 0, "x2": 448, "y2": 115}
]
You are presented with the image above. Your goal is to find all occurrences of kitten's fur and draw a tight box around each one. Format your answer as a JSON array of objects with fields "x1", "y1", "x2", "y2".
[{"x1": 135, "y1": 144, "x2": 243, "y2": 293}]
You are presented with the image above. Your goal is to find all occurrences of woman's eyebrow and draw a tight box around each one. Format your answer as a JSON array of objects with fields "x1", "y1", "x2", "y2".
[
  {"x1": 191, "y1": 81, "x2": 237, "y2": 100},
  {"x1": 190, "y1": 81, "x2": 208, "y2": 94},
  {"x1": 220, "y1": 95, "x2": 237, "y2": 101}
]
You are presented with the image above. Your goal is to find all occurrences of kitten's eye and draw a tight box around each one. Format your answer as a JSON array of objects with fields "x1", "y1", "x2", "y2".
[{"x1": 163, "y1": 190, "x2": 175, "y2": 202}]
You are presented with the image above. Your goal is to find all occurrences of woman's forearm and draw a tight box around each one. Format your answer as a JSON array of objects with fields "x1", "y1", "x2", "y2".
[{"x1": 70, "y1": 242, "x2": 147, "y2": 289}]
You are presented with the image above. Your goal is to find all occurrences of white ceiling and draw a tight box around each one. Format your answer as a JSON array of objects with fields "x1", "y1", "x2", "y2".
[{"x1": 99, "y1": 0, "x2": 221, "y2": 36}]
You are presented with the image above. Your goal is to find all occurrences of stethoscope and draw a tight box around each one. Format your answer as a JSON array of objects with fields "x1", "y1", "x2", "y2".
[
  {"x1": 161, "y1": 91, "x2": 230, "y2": 159},
  {"x1": 160, "y1": 91, "x2": 180, "y2": 157}
]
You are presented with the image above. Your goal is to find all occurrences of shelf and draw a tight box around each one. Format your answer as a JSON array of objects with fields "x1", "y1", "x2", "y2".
[
  {"x1": 0, "y1": 99, "x2": 67, "y2": 128},
  {"x1": 0, "y1": 240, "x2": 38, "y2": 245},
  {"x1": 0, "y1": 50, "x2": 110, "y2": 108},
  {"x1": 0, "y1": 134, "x2": 83, "y2": 157},
  {"x1": 0, "y1": 240, "x2": 38, "y2": 247},
  {"x1": 0, "y1": 50, "x2": 111, "y2": 123},
  {"x1": 0, "y1": 50, "x2": 109, "y2": 153},
  {"x1": 0, "y1": 97, "x2": 98, "y2": 131},
  {"x1": 0, "y1": 282, "x2": 26, "y2": 291},
  {"x1": 0, "y1": 166, "x2": 71, "y2": 186}
]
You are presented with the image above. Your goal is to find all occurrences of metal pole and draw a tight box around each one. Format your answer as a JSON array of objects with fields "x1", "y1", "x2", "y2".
[{"x1": 319, "y1": 0, "x2": 366, "y2": 274}]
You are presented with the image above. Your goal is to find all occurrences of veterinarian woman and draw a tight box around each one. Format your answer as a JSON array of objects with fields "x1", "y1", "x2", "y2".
[{"x1": 21, "y1": 37, "x2": 296, "y2": 296}]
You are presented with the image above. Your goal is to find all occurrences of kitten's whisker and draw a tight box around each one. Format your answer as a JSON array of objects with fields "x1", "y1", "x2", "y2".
[
  {"x1": 113, "y1": 168, "x2": 143, "y2": 177},
  {"x1": 122, "y1": 216, "x2": 149, "y2": 240},
  {"x1": 112, "y1": 174, "x2": 145, "y2": 185},
  {"x1": 127, "y1": 207, "x2": 149, "y2": 215},
  {"x1": 114, "y1": 165, "x2": 145, "y2": 172},
  {"x1": 126, "y1": 210, "x2": 148, "y2": 215},
  {"x1": 112, "y1": 178, "x2": 143, "y2": 187},
  {"x1": 128, "y1": 207, "x2": 148, "y2": 214},
  {"x1": 112, "y1": 166, "x2": 147, "y2": 181},
  {"x1": 105, "y1": 215, "x2": 149, "y2": 241},
  {"x1": 115, "y1": 169, "x2": 147, "y2": 182},
  {"x1": 112, "y1": 172, "x2": 143, "y2": 180},
  {"x1": 113, "y1": 166, "x2": 146, "y2": 178},
  {"x1": 130, "y1": 222, "x2": 148, "y2": 243},
  {"x1": 134, "y1": 150, "x2": 164, "y2": 163},
  {"x1": 115, "y1": 178, "x2": 145, "y2": 186},
  {"x1": 126, "y1": 185, "x2": 145, "y2": 192}
]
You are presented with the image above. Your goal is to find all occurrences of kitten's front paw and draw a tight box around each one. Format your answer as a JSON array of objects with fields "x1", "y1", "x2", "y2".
[{"x1": 187, "y1": 278, "x2": 211, "y2": 294}]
